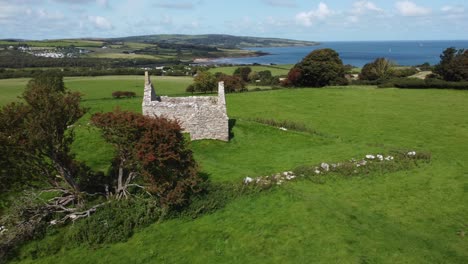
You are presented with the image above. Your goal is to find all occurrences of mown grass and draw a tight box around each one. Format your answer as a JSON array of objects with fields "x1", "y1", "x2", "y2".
[{"x1": 1, "y1": 77, "x2": 467, "y2": 263}]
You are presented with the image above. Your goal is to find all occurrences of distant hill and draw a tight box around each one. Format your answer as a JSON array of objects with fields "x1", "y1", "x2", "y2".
[
  {"x1": 0, "y1": 34, "x2": 318, "y2": 68},
  {"x1": 110, "y1": 34, "x2": 318, "y2": 48}
]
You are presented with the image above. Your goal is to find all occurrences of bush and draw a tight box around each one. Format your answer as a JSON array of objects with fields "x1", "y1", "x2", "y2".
[
  {"x1": 378, "y1": 78, "x2": 468, "y2": 90},
  {"x1": 112, "y1": 91, "x2": 135, "y2": 98},
  {"x1": 65, "y1": 198, "x2": 162, "y2": 246},
  {"x1": 175, "y1": 182, "x2": 259, "y2": 219},
  {"x1": 392, "y1": 67, "x2": 418, "y2": 78},
  {"x1": 360, "y1": 58, "x2": 395, "y2": 81}
]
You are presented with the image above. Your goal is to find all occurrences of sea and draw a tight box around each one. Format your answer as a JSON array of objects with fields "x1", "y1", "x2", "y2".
[{"x1": 211, "y1": 40, "x2": 468, "y2": 67}]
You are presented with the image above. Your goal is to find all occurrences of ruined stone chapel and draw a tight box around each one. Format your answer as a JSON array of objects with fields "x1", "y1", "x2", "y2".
[{"x1": 142, "y1": 72, "x2": 229, "y2": 141}]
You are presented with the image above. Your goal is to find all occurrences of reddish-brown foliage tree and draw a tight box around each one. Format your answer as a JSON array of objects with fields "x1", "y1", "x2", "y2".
[
  {"x1": 218, "y1": 74, "x2": 246, "y2": 93},
  {"x1": 285, "y1": 67, "x2": 302, "y2": 86},
  {"x1": 91, "y1": 110, "x2": 202, "y2": 206}
]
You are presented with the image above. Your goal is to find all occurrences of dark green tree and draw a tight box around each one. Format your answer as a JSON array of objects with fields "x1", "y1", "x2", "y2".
[
  {"x1": 286, "y1": 49, "x2": 347, "y2": 87},
  {"x1": 434, "y1": 47, "x2": 468, "y2": 81},
  {"x1": 233, "y1": 66, "x2": 252, "y2": 82},
  {"x1": 0, "y1": 72, "x2": 87, "y2": 197},
  {"x1": 193, "y1": 71, "x2": 217, "y2": 93}
]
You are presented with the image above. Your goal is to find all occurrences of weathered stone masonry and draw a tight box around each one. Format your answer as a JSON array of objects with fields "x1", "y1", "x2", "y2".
[{"x1": 142, "y1": 72, "x2": 229, "y2": 141}]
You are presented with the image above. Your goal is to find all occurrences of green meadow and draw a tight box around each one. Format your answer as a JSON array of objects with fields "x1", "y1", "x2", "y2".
[
  {"x1": 1, "y1": 76, "x2": 467, "y2": 263},
  {"x1": 208, "y1": 64, "x2": 293, "y2": 76}
]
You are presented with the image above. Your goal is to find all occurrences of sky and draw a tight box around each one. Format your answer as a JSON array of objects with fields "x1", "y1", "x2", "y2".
[{"x1": 0, "y1": 0, "x2": 467, "y2": 41}]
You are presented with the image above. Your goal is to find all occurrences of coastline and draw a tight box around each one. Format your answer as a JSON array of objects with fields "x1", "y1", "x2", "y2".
[{"x1": 193, "y1": 50, "x2": 271, "y2": 64}]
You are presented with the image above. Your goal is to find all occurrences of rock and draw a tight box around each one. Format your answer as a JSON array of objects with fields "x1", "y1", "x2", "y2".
[
  {"x1": 365, "y1": 154, "x2": 375, "y2": 159},
  {"x1": 321, "y1": 162, "x2": 330, "y2": 171},
  {"x1": 243, "y1": 177, "x2": 253, "y2": 184}
]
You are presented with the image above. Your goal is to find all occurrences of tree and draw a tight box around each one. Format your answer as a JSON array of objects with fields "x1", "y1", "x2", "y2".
[
  {"x1": 258, "y1": 70, "x2": 272, "y2": 81},
  {"x1": 233, "y1": 66, "x2": 252, "y2": 82},
  {"x1": 193, "y1": 71, "x2": 217, "y2": 93},
  {"x1": 186, "y1": 84, "x2": 195, "y2": 94},
  {"x1": 248, "y1": 71, "x2": 259, "y2": 83},
  {"x1": 0, "y1": 72, "x2": 87, "y2": 198},
  {"x1": 218, "y1": 74, "x2": 246, "y2": 93},
  {"x1": 434, "y1": 47, "x2": 468, "y2": 81},
  {"x1": 91, "y1": 110, "x2": 202, "y2": 206},
  {"x1": 286, "y1": 48, "x2": 347, "y2": 87},
  {"x1": 359, "y1": 58, "x2": 395, "y2": 81}
]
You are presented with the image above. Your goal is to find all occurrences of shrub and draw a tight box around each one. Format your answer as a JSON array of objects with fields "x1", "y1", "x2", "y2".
[
  {"x1": 175, "y1": 182, "x2": 260, "y2": 219},
  {"x1": 378, "y1": 78, "x2": 468, "y2": 90},
  {"x1": 112, "y1": 91, "x2": 135, "y2": 98},
  {"x1": 122, "y1": 91, "x2": 136, "y2": 97},
  {"x1": 360, "y1": 58, "x2": 395, "y2": 81},
  {"x1": 65, "y1": 198, "x2": 162, "y2": 246},
  {"x1": 392, "y1": 67, "x2": 418, "y2": 78}
]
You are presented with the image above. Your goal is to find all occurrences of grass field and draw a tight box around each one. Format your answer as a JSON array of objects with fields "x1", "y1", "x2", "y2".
[
  {"x1": 209, "y1": 64, "x2": 293, "y2": 76},
  {"x1": 1, "y1": 77, "x2": 467, "y2": 263},
  {"x1": 0, "y1": 39, "x2": 105, "y2": 48}
]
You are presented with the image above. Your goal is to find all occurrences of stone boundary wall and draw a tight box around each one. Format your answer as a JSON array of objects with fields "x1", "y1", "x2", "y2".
[{"x1": 142, "y1": 72, "x2": 229, "y2": 141}]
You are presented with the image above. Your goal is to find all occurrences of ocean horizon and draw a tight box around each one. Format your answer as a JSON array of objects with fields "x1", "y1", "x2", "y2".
[{"x1": 211, "y1": 40, "x2": 468, "y2": 67}]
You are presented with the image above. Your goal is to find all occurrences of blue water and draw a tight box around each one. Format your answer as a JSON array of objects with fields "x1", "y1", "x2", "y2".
[{"x1": 212, "y1": 40, "x2": 468, "y2": 67}]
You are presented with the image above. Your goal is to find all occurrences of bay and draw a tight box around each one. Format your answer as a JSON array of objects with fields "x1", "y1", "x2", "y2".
[{"x1": 211, "y1": 40, "x2": 468, "y2": 67}]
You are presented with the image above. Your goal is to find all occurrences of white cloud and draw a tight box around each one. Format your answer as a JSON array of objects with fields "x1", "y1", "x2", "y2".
[
  {"x1": 88, "y1": 15, "x2": 112, "y2": 30},
  {"x1": 396, "y1": 1, "x2": 431, "y2": 16},
  {"x1": 351, "y1": 1, "x2": 383, "y2": 15},
  {"x1": 295, "y1": 2, "x2": 333, "y2": 27},
  {"x1": 441, "y1": 5, "x2": 465, "y2": 14},
  {"x1": 346, "y1": 1, "x2": 383, "y2": 23}
]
